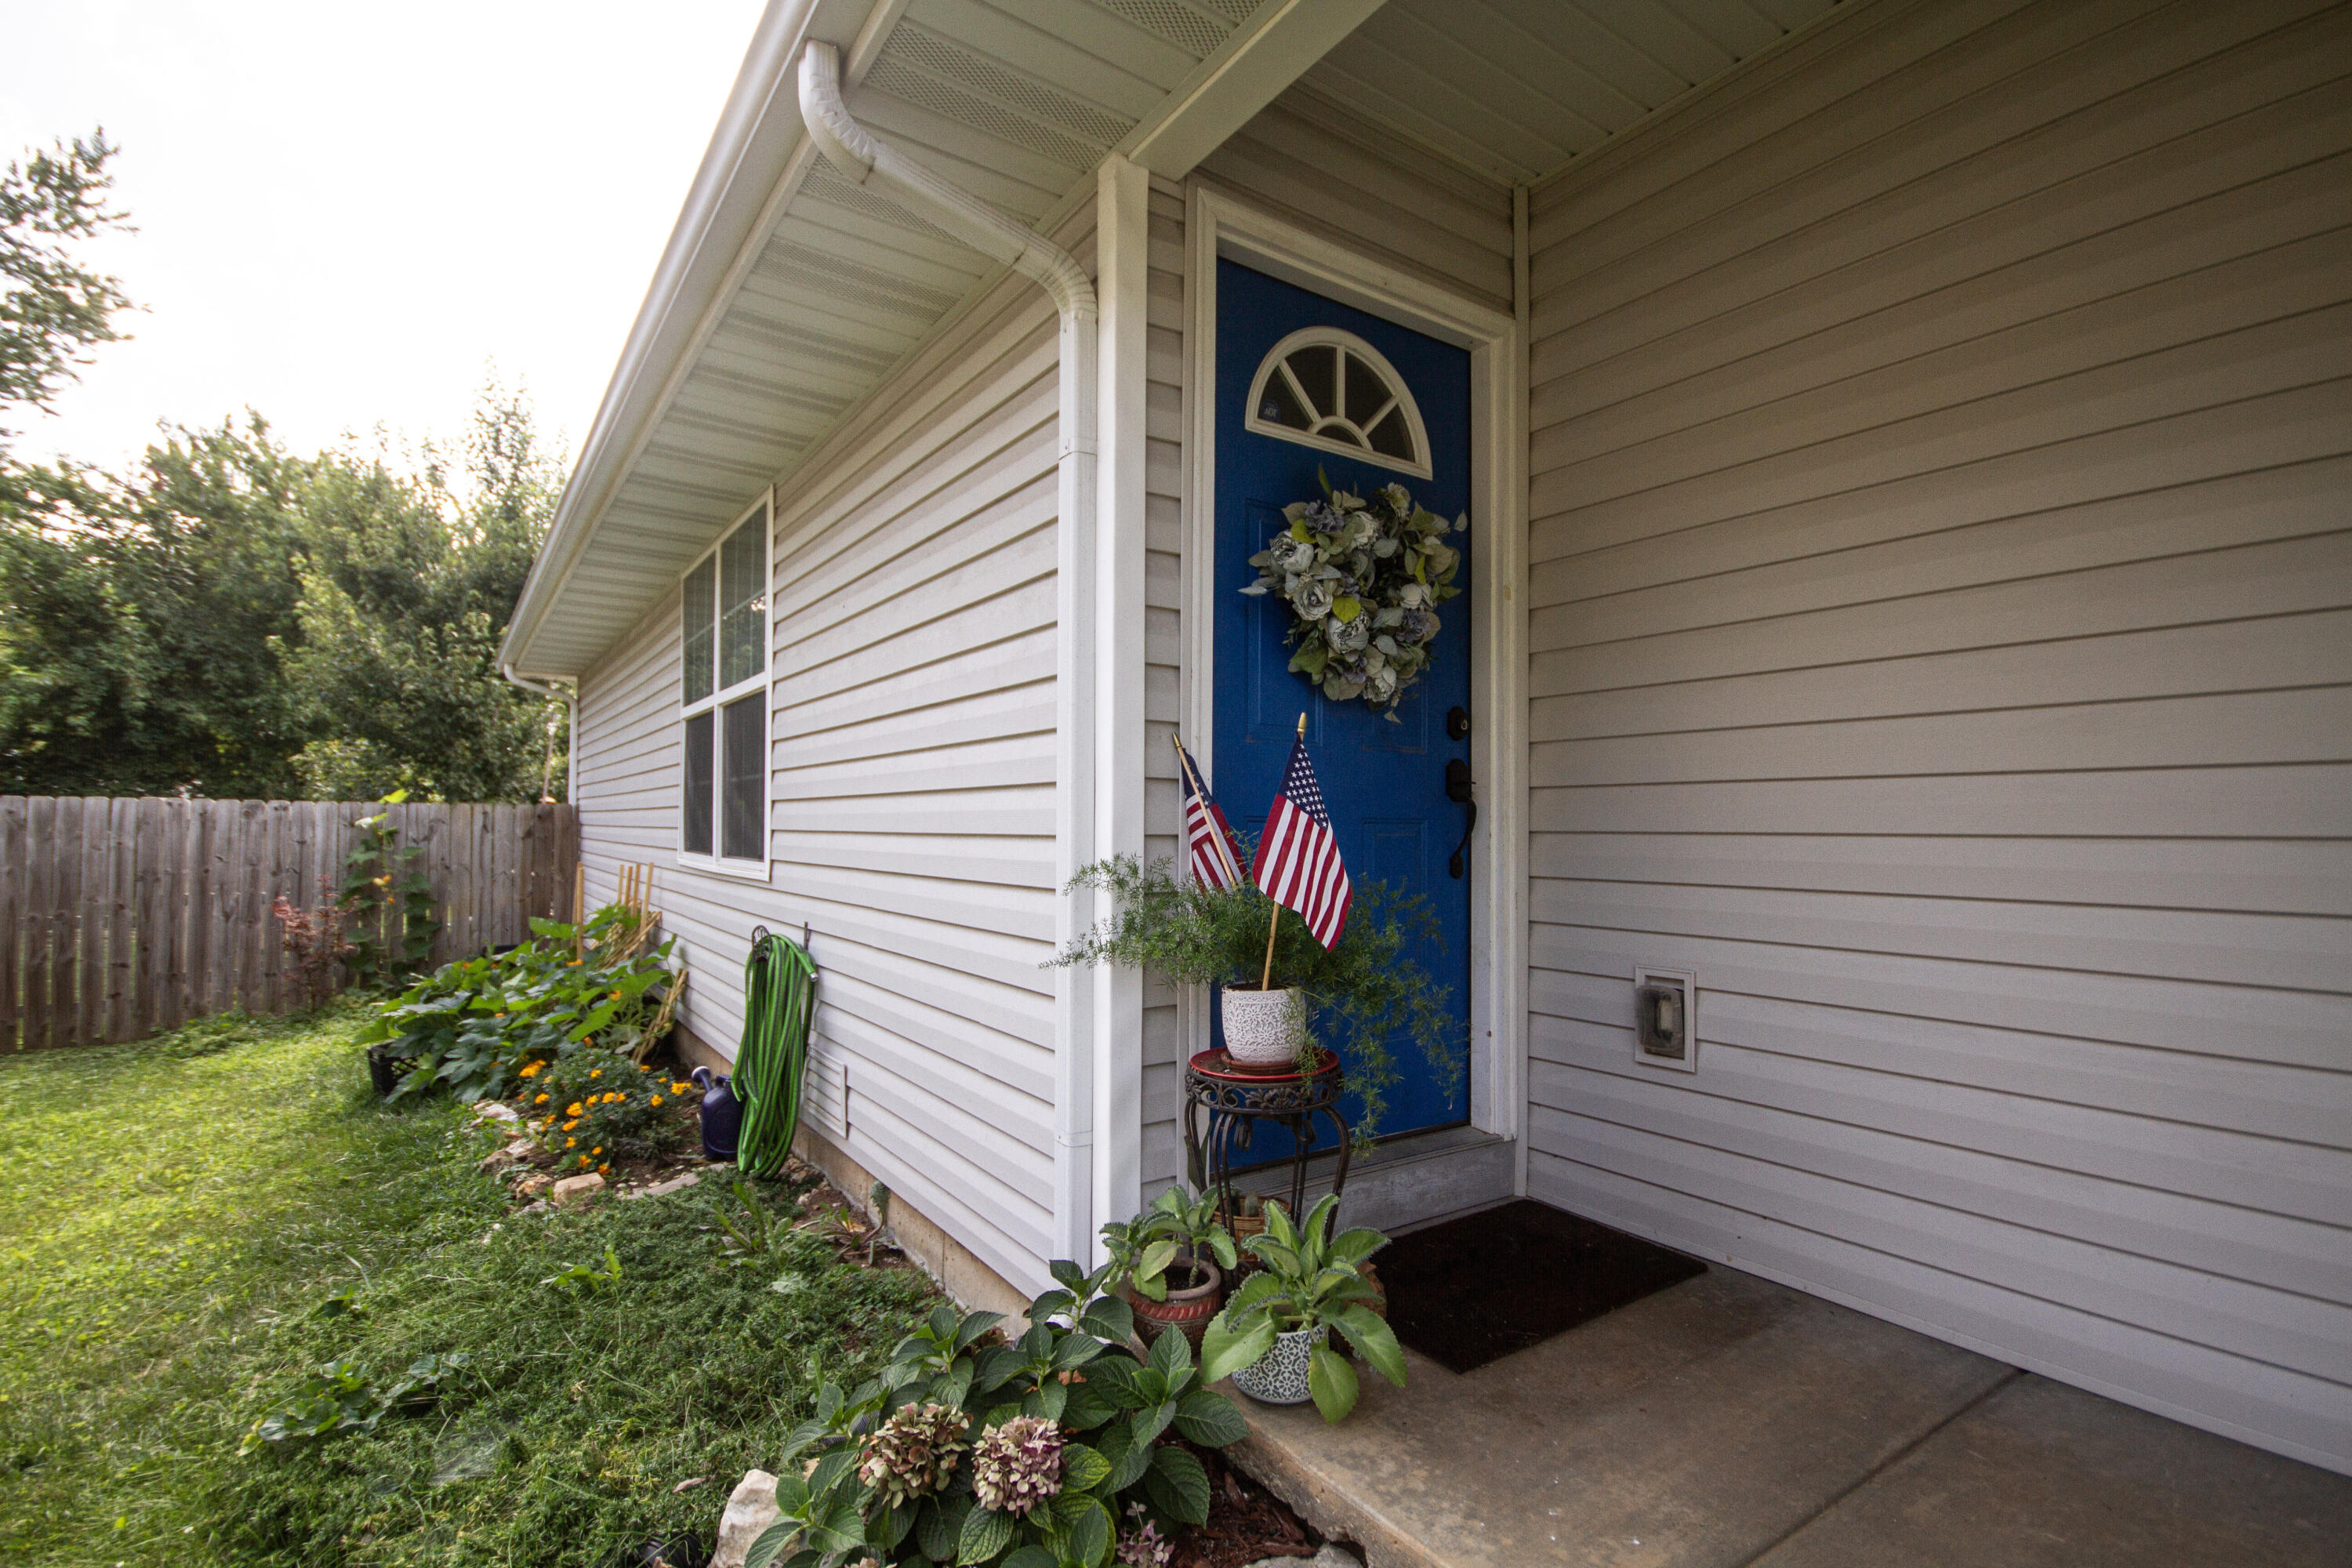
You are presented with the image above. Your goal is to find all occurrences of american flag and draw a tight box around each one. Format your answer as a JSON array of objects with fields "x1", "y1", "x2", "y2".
[
  {"x1": 1174, "y1": 736, "x2": 1246, "y2": 890},
  {"x1": 1251, "y1": 731, "x2": 1352, "y2": 949}
]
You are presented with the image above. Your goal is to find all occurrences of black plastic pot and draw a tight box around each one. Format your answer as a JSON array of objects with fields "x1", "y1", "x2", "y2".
[{"x1": 367, "y1": 1044, "x2": 416, "y2": 1098}]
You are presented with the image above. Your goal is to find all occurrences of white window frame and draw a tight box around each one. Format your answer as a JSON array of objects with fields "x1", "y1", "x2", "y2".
[
  {"x1": 1243, "y1": 325, "x2": 1434, "y2": 479},
  {"x1": 676, "y1": 492, "x2": 773, "y2": 882}
]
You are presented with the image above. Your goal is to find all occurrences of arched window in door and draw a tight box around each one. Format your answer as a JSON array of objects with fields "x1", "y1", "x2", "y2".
[{"x1": 1243, "y1": 326, "x2": 1432, "y2": 479}]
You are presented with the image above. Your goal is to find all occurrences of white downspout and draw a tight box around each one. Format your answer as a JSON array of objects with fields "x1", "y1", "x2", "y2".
[
  {"x1": 501, "y1": 663, "x2": 578, "y2": 803},
  {"x1": 798, "y1": 42, "x2": 1102, "y2": 1266}
]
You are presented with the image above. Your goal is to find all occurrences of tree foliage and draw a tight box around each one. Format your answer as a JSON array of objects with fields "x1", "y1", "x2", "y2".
[
  {"x1": 0, "y1": 397, "x2": 567, "y2": 800},
  {"x1": 0, "y1": 130, "x2": 133, "y2": 446}
]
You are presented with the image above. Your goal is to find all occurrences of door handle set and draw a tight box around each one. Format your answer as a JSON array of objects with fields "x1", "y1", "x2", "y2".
[{"x1": 1444, "y1": 708, "x2": 1475, "y2": 880}]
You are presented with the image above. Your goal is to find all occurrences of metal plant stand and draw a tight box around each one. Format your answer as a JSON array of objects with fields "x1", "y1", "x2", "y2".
[{"x1": 1182, "y1": 1049, "x2": 1352, "y2": 1224}]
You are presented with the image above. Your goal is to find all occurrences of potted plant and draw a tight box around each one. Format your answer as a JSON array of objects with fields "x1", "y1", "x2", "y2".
[
  {"x1": 1103, "y1": 1186, "x2": 1239, "y2": 1348},
  {"x1": 1200, "y1": 1193, "x2": 1406, "y2": 1423},
  {"x1": 1051, "y1": 855, "x2": 1461, "y2": 1139}
]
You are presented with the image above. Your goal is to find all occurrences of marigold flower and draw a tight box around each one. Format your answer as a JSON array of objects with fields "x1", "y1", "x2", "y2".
[
  {"x1": 535, "y1": 1094, "x2": 550, "y2": 1105},
  {"x1": 579, "y1": 1154, "x2": 591, "y2": 1167},
  {"x1": 564, "y1": 1137, "x2": 577, "y2": 1149},
  {"x1": 597, "y1": 1163, "x2": 610, "y2": 1174},
  {"x1": 590, "y1": 1069, "x2": 602, "y2": 1079},
  {"x1": 590, "y1": 1146, "x2": 602, "y2": 1156},
  {"x1": 566, "y1": 1102, "x2": 583, "y2": 1116},
  {"x1": 649, "y1": 1095, "x2": 663, "y2": 1108}
]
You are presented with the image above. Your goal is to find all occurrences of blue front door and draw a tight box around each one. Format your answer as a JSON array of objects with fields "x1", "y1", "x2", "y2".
[{"x1": 1211, "y1": 258, "x2": 1473, "y2": 1145}]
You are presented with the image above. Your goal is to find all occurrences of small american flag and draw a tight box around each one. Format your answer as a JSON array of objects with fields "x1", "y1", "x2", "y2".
[
  {"x1": 1251, "y1": 729, "x2": 1352, "y2": 949},
  {"x1": 1174, "y1": 736, "x2": 1246, "y2": 890}
]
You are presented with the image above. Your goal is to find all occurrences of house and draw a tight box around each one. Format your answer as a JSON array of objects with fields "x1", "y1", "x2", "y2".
[{"x1": 500, "y1": 0, "x2": 2352, "y2": 1479}]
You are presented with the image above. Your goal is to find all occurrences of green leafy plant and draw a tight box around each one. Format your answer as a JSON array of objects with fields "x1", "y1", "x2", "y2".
[
  {"x1": 337, "y1": 793, "x2": 441, "y2": 989},
  {"x1": 1200, "y1": 1194, "x2": 1403, "y2": 1425},
  {"x1": 239, "y1": 1351, "x2": 470, "y2": 1454},
  {"x1": 1102, "y1": 1186, "x2": 1236, "y2": 1303},
  {"x1": 744, "y1": 1267, "x2": 1248, "y2": 1566},
  {"x1": 525, "y1": 1047, "x2": 684, "y2": 1176},
  {"x1": 1239, "y1": 470, "x2": 1465, "y2": 716},
  {"x1": 541, "y1": 1247, "x2": 622, "y2": 1294},
  {"x1": 711, "y1": 1179, "x2": 795, "y2": 1269},
  {"x1": 356, "y1": 902, "x2": 678, "y2": 1102},
  {"x1": 1051, "y1": 855, "x2": 1462, "y2": 1138}
]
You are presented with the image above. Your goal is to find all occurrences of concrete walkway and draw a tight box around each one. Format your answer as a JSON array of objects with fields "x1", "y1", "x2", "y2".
[{"x1": 1225, "y1": 1261, "x2": 2352, "y2": 1567}]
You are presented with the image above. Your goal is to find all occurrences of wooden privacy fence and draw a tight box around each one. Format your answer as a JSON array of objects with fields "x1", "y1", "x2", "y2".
[{"x1": 0, "y1": 798, "x2": 579, "y2": 1051}]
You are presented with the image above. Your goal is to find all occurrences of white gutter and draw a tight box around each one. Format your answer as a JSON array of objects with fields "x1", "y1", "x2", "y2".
[{"x1": 797, "y1": 41, "x2": 1103, "y2": 1265}]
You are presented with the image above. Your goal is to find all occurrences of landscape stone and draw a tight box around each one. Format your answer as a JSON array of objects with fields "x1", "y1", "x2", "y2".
[
  {"x1": 622, "y1": 1171, "x2": 701, "y2": 1200},
  {"x1": 709, "y1": 1468, "x2": 780, "y2": 1568},
  {"x1": 550, "y1": 1173, "x2": 605, "y2": 1206},
  {"x1": 1245, "y1": 1549, "x2": 1359, "y2": 1568},
  {"x1": 515, "y1": 1174, "x2": 552, "y2": 1199},
  {"x1": 472, "y1": 1102, "x2": 521, "y2": 1123}
]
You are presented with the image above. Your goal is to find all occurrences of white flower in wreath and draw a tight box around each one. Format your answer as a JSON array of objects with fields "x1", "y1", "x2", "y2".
[{"x1": 1243, "y1": 470, "x2": 1467, "y2": 718}]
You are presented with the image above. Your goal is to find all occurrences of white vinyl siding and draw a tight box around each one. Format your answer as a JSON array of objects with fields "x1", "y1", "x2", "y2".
[
  {"x1": 1522, "y1": 0, "x2": 2352, "y2": 1472},
  {"x1": 1196, "y1": 88, "x2": 1515, "y2": 319},
  {"x1": 1141, "y1": 174, "x2": 1191, "y2": 1195}
]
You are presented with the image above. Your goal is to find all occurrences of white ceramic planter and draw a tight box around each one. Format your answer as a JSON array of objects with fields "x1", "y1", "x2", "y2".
[
  {"x1": 1231, "y1": 1324, "x2": 1326, "y2": 1405},
  {"x1": 1221, "y1": 985, "x2": 1302, "y2": 1066}
]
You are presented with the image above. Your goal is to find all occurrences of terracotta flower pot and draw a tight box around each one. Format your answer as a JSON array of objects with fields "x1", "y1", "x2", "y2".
[
  {"x1": 1221, "y1": 985, "x2": 1301, "y2": 1066},
  {"x1": 1124, "y1": 1254, "x2": 1223, "y2": 1349}
]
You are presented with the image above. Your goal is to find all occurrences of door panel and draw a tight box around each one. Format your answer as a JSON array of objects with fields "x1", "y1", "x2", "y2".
[{"x1": 1211, "y1": 258, "x2": 1474, "y2": 1149}]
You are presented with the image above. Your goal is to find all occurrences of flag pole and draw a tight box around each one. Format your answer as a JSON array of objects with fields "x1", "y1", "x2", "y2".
[
  {"x1": 1171, "y1": 731, "x2": 1243, "y2": 887},
  {"x1": 1258, "y1": 713, "x2": 1305, "y2": 991}
]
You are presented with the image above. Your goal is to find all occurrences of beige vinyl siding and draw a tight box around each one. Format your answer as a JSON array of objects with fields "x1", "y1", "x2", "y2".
[
  {"x1": 1141, "y1": 175, "x2": 1190, "y2": 1194},
  {"x1": 1197, "y1": 87, "x2": 1515, "y2": 318},
  {"x1": 1523, "y1": 0, "x2": 2352, "y2": 1472},
  {"x1": 575, "y1": 591, "x2": 682, "y2": 879},
  {"x1": 575, "y1": 228, "x2": 1078, "y2": 1295}
]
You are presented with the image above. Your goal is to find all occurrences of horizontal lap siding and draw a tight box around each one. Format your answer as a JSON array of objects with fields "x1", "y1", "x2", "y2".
[
  {"x1": 764, "y1": 261, "x2": 1069, "y2": 1298},
  {"x1": 1198, "y1": 89, "x2": 1516, "y2": 318},
  {"x1": 569, "y1": 250, "x2": 1073, "y2": 1296},
  {"x1": 1523, "y1": 0, "x2": 2352, "y2": 1472},
  {"x1": 1142, "y1": 177, "x2": 1189, "y2": 1194}
]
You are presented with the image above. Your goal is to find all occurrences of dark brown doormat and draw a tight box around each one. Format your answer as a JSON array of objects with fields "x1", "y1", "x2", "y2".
[{"x1": 1371, "y1": 1200, "x2": 1705, "y2": 1374}]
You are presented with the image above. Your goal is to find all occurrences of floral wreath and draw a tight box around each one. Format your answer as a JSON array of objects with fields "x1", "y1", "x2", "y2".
[{"x1": 1240, "y1": 472, "x2": 1465, "y2": 717}]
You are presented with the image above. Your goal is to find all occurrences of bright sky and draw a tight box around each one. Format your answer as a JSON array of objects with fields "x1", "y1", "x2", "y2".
[{"x1": 1, "y1": 1, "x2": 768, "y2": 472}]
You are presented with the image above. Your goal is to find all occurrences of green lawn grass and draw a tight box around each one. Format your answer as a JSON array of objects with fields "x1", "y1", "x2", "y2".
[{"x1": 0, "y1": 1004, "x2": 936, "y2": 1566}]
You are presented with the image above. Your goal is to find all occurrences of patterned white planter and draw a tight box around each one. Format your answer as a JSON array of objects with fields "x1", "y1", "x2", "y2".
[
  {"x1": 1221, "y1": 985, "x2": 1302, "y2": 1066},
  {"x1": 1231, "y1": 1324, "x2": 1326, "y2": 1405}
]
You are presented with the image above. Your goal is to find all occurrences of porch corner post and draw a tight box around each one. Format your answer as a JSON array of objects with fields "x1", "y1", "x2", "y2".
[{"x1": 1093, "y1": 152, "x2": 1152, "y2": 1240}]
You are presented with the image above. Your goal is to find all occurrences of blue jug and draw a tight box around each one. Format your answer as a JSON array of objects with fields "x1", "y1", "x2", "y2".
[{"x1": 691, "y1": 1066, "x2": 741, "y2": 1163}]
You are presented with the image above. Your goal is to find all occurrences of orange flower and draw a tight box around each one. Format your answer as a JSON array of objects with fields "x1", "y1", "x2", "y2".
[
  {"x1": 590, "y1": 1146, "x2": 602, "y2": 1156},
  {"x1": 564, "y1": 1136, "x2": 577, "y2": 1148},
  {"x1": 534, "y1": 1093, "x2": 550, "y2": 1105},
  {"x1": 565, "y1": 1102, "x2": 583, "y2": 1117},
  {"x1": 649, "y1": 1095, "x2": 663, "y2": 1108}
]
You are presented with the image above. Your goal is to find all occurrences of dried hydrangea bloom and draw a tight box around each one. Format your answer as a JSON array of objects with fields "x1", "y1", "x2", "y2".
[
  {"x1": 857, "y1": 1402, "x2": 969, "y2": 1508},
  {"x1": 971, "y1": 1414, "x2": 1065, "y2": 1517}
]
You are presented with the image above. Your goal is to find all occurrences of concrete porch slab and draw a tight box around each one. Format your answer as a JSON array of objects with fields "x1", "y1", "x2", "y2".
[{"x1": 1222, "y1": 1258, "x2": 2352, "y2": 1567}]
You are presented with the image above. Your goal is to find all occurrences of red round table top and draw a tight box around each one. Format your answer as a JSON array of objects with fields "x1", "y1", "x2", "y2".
[{"x1": 1187, "y1": 1047, "x2": 1340, "y2": 1082}]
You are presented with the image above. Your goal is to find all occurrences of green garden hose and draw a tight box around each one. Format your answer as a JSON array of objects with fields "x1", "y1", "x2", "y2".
[{"x1": 732, "y1": 928, "x2": 816, "y2": 1176}]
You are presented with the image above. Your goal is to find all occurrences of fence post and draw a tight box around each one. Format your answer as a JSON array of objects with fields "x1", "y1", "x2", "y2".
[{"x1": 0, "y1": 797, "x2": 22, "y2": 1050}]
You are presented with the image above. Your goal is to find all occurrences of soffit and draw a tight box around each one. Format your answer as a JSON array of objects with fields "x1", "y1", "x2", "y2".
[
  {"x1": 515, "y1": 0, "x2": 1272, "y2": 676},
  {"x1": 1296, "y1": 0, "x2": 1841, "y2": 187}
]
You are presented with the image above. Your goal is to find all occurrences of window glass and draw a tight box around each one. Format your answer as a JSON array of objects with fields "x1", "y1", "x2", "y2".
[
  {"x1": 1367, "y1": 406, "x2": 1414, "y2": 461},
  {"x1": 682, "y1": 710, "x2": 715, "y2": 857},
  {"x1": 720, "y1": 694, "x2": 764, "y2": 862},
  {"x1": 682, "y1": 557, "x2": 715, "y2": 703},
  {"x1": 1289, "y1": 344, "x2": 1337, "y2": 417},
  {"x1": 1257, "y1": 371, "x2": 1311, "y2": 430},
  {"x1": 1344, "y1": 351, "x2": 1391, "y2": 426},
  {"x1": 719, "y1": 520, "x2": 766, "y2": 690}
]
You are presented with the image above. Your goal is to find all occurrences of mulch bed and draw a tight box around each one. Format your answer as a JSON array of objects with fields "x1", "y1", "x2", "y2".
[
  {"x1": 1175, "y1": 1445, "x2": 1334, "y2": 1567},
  {"x1": 1374, "y1": 1198, "x2": 1706, "y2": 1374}
]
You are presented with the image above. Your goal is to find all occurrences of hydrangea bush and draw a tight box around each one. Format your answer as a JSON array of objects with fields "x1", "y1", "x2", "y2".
[
  {"x1": 1240, "y1": 473, "x2": 1465, "y2": 716},
  {"x1": 744, "y1": 1259, "x2": 1248, "y2": 1568}
]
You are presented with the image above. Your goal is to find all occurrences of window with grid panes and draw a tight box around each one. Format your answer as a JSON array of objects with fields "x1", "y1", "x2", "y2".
[{"x1": 678, "y1": 499, "x2": 770, "y2": 869}]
